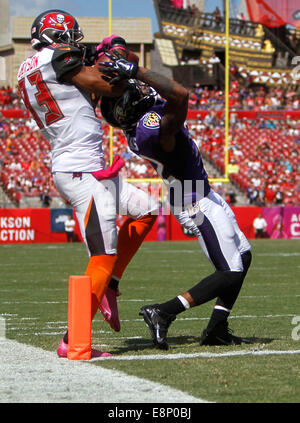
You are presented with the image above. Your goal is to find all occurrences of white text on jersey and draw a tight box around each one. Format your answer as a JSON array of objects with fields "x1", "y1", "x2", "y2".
[{"x1": 18, "y1": 56, "x2": 39, "y2": 79}]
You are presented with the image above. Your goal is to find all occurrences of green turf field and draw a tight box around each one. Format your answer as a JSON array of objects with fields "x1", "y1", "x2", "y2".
[{"x1": 1, "y1": 239, "x2": 299, "y2": 403}]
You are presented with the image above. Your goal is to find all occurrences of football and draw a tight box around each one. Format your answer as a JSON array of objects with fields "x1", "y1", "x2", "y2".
[
  {"x1": 127, "y1": 49, "x2": 140, "y2": 64},
  {"x1": 96, "y1": 47, "x2": 139, "y2": 65}
]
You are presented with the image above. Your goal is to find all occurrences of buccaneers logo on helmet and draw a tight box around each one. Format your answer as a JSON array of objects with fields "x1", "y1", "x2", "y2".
[
  {"x1": 31, "y1": 9, "x2": 83, "y2": 50},
  {"x1": 39, "y1": 13, "x2": 74, "y2": 34}
]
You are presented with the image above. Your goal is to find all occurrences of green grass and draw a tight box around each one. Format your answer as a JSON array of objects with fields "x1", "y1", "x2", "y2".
[{"x1": 1, "y1": 239, "x2": 300, "y2": 402}]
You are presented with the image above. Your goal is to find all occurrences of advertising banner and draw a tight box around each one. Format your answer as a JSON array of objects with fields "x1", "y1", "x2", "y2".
[
  {"x1": 282, "y1": 207, "x2": 300, "y2": 239},
  {"x1": 0, "y1": 207, "x2": 299, "y2": 244},
  {"x1": 50, "y1": 209, "x2": 74, "y2": 233},
  {"x1": 0, "y1": 208, "x2": 71, "y2": 243},
  {"x1": 262, "y1": 206, "x2": 283, "y2": 238},
  {"x1": 232, "y1": 206, "x2": 262, "y2": 239}
]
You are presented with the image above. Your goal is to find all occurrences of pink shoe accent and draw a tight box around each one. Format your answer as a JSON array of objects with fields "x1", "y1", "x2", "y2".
[
  {"x1": 57, "y1": 339, "x2": 112, "y2": 358},
  {"x1": 57, "y1": 339, "x2": 68, "y2": 358},
  {"x1": 99, "y1": 287, "x2": 121, "y2": 332}
]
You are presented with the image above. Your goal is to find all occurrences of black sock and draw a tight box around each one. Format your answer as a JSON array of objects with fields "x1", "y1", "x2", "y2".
[
  {"x1": 188, "y1": 271, "x2": 230, "y2": 305},
  {"x1": 158, "y1": 297, "x2": 186, "y2": 315},
  {"x1": 206, "y1": 309, "x2": 230, "y2": 332},
  {"x1": 188, "y1": 270, "x2": 243, "y2": 306},
  {"x1": 63, "y1": 331, "x2": 68, "y2": 344},
  {"x1": 109, "y1": 277, "x2": 119, "y2": 291}
]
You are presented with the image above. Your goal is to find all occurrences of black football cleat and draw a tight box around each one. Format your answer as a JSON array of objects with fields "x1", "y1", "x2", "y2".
[
  {"x1": 200, "y1": 321, "x2": 252, "y2": 346},
  {"x1": 139, "y1": 304, "x2": 176, "y2": 350}
]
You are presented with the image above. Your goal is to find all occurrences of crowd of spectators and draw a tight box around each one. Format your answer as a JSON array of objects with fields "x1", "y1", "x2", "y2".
[
  {"x1": 3, "y1": 71, "x2": 300, "y2": 114},
  {"x1": 159, "y1": 0, "x2": 261, "y2": 37},
  {"x1": 188, "y1": 79, "x2": 300, "y2": 111},
  {"x1": 0, "y1": 85, "x2": 299, "y2": 207},
  {"x1": 0, "y1": 86, "x2": 23, "y2": 109},
  {"x1": 188, "y1": 112, "x2": 300, "y2": 206},
  {"x1": 0, "y1": 114, "x2": 55, "y2": 206}
]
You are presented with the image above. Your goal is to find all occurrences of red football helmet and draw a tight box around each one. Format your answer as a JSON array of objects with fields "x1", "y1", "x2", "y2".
[{"x1": 31, "y1": 10, "x2": 84, "y2": 50}]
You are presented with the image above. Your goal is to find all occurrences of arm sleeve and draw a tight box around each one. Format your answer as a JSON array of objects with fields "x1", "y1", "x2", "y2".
[{"x1": 51, "y1": 45, "x2": 84, "y2": 82}]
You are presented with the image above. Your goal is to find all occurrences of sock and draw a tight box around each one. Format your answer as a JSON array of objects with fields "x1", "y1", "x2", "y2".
[
  {"x1": 178, "y1": 295, "x2": 191, "y2": 310},
  {"x1": 206, "y1": 306, "x2": 230, "y2": 332},
  {"x1": 63, "y1": 331, "x2": 68, "y2": 344},
  {"x1": 113, "y1": 214, "x2": 157, "y2": 279},
  {"x1": 216, "y1": 250, "x2": 253, "y2": 310},
  {"x1": 108, "y1": 276, "x2": 120, "y2": 291},
  {"x1": 85, "y1": 254, "x2": 118, "y2": 320},
  {"x1": 158, "y1": 297, "x2": 186, "y2": 315},
  {"x1": 62, "y1": 254, "x2": 117, "y2": 345},
  {"x1": 188, "y1": 268, "x2": 245, "y2": 308},
  {"x1": 187, "y1": 271, "x2": 232, "y2": 306}
]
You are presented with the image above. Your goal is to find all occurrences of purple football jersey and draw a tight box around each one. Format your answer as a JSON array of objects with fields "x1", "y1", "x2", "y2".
[{"x1": 125, "y1": 100, "x2": 210, "y2": 207}]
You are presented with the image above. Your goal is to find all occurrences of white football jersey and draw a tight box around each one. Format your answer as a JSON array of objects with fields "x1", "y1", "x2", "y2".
[{"x1": 17, "y1": 43, "x2": 105, "y2": 172}]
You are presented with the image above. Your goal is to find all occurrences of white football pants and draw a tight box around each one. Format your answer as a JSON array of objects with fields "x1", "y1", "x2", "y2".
[
  {"x1": 176, "y1": 190, "x2": 251, "y2": 272},
  {"x1": 53, "y1": 172, "x2": 158, "y2": 256}
]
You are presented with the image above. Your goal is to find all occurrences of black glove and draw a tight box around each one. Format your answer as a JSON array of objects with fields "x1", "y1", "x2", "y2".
[
  {"x1": 98, "y1": 51, "x2": 138, "y2": 84},
  {"x1": 82, "y1": 44, "x2": 98, "y2": 66}
]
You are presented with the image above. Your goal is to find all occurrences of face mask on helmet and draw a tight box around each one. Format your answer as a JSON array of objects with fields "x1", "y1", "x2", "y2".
[
  {"x1": 101, "y1": 80, "x2": 158, "y2": 130},
  {"x1": 31, "y1": 10, "x2": 84, "y2": 50}
]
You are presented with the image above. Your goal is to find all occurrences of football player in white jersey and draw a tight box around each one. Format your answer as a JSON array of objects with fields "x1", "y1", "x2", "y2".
[{"x1": 17, "y1": 10, "x2": 158, "y2": 358}]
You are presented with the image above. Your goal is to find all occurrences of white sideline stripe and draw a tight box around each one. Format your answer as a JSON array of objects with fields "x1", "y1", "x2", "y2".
[
  {"x1": 257, "y1": 253, "x2": 300, "y2": 257},
  {"x1": 0, "y1": 339, "x2": 207, "y2": 403},
  {"x1": 3, "y1": 313, "x2": 297, "y2": 321},
  {"x1": 139, "y1": 249, "x2": 300, "y2": 257},
  {"x1": 92, "y1": 349, "x2": 300, "y2": 362}
]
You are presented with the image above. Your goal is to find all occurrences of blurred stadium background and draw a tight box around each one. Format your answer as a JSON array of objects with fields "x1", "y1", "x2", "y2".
[{"x1": 0, "y1": 0, "x2": 299, "y2": 243}]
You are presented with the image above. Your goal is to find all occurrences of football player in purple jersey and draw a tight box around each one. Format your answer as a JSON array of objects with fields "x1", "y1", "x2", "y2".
[{"x1": 99, "y1": 49, "x2": 253, "y2": 349}]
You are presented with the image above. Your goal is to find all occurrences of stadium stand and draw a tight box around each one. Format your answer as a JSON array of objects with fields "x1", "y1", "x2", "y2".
[
  {"x1": 188, "y1": 113, "x2": 300, "y2": 206},
  {"x1": 0, "y1": 82, "x2": 299, "y2": 207},
  {"x1": 154, "y1": 0, "x2": 299, "y2": 88}
]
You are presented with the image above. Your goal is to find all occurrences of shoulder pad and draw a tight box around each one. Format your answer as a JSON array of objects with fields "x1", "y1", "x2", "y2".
[
  {"x1": 49, "y1": 43, "x2": 82, "y2": 54},
  {"x1": 51, "y1": 45, "x2": 83, "y2": 82}
]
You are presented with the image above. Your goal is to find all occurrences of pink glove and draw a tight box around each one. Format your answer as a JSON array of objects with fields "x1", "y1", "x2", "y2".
[
  {"x1": 95, "y1": 35, "x2": 127, "y2": 61},
  {"x1": 91, "y1": 155, "x2": 125, "y2": 180}
]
